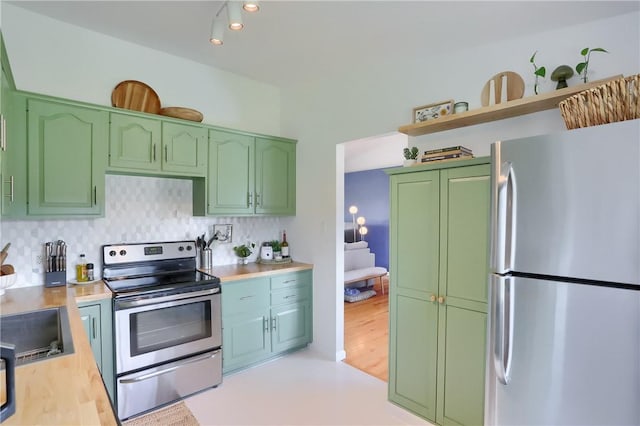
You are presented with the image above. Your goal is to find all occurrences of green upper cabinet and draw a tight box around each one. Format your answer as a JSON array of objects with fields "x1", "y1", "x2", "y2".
[
  {"x1": 27, "y1": 98, "x2": 108, "y2": 216},
  {"x1": 109, "y1": 113, "x2": 161, "y2": 172},
  {"x1": 387, "y1": 159, "x2": 490, "y2": 426},
  {"x1": 255, "y1": 137, "x2": 296, "y2": 215},
  {"x1": 201, "y1": 129, "x2": 296, "y2": 216},
  {"x1": 108, "y1": 112, "x2": 207, "y2": 177},
  {"x1": 208, "y1": 129, "x2": 255, "y2": 215}
]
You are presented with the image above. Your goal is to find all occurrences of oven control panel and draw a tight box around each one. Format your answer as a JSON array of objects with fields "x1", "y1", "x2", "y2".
[{"x1": 103, "y1": 241, "x2": 196, "y2": 265}]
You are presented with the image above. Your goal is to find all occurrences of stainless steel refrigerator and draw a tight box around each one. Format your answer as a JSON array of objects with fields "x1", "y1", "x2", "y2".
[{"x1": 485, "y1": 119, "x2": 640, "y2": 426}]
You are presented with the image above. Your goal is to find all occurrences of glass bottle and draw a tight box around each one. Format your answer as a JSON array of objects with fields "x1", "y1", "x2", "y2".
[
  {"x1": 281, "y1": 230, "x2": 290, "y2": 258},
  {"x1": 76, "y1": 254, "x2": 87, "y2": 282}
]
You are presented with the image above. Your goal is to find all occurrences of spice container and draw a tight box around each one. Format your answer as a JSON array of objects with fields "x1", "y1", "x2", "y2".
[
  {"x1": 86, "y1": 263, "x2": 94, "y2": 281},
  {"x1": 454, "y1": 101, "x2": 469, "y2": 113}
]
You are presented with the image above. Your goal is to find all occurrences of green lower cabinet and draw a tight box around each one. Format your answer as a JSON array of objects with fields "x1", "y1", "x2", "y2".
[
  {"x1": 387, "y1": 160, "x2": 490, "y2": 426},
  {"x1": 222, "y1": 270, "x2": 312, "y2": 374},
  {"x1": 77, "y1": 298, "x2": 115, "y2": 404}
]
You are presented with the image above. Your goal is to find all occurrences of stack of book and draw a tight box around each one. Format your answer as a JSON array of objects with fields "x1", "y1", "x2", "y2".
[{"x1": 421, "y1": 145, "x2": 473, "y2": 163}]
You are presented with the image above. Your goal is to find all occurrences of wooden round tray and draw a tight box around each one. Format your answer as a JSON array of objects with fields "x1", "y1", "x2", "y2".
[
  {"x1": 111, "y1": 80, "x2": 161, "y2": 114},
  {"x1": 159, "y1": 107, "x2": 203, "y2": 122}
]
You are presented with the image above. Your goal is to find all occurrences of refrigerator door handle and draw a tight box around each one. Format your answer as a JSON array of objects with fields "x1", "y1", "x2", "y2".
[
  {"x1": 492, "y1": 274, "x2": 514, "y2": 385},
  {"x1": 493, "y1": 159, "x2": 517, "y2": 273}
]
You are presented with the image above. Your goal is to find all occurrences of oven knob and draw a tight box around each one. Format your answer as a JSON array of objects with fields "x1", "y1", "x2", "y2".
[
  {"x1": 178, "y1": 246, "x2": 184, "y2": 252},
  {"x1": 186, "y1": 245, "x2": 193, "y2": 251},
  {"x1": 109, "y1": 250, "x2": 116, "y2": 257},
  {"x1": 119, "y1": 249, "x2": 127, "y2": 256}
]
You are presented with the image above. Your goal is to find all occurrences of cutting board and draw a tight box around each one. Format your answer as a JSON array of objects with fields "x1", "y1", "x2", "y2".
[
  {"x1": 481, "y1": 71, "x2": 525, "y2": 106},
  {"x1": 159, "y1": 107, "x2": 203, "y2": 122},
  {"x1": 111, "y1": 80, "x2": 161, "y2": 114}
]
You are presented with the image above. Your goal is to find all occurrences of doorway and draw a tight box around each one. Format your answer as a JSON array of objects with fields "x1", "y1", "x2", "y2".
[{"x1": 338, "y1": 132, "x2": 407, "y2": 381}]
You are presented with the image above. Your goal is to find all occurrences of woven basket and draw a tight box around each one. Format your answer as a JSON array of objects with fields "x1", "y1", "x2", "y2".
[{"x1": 558, "y1": 74, "x2": 640, "y2": 129}]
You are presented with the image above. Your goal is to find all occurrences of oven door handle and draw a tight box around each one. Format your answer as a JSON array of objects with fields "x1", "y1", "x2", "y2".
[
  {"x1": 117, "y1": 287, "x2": 220, "y2": 309},
  {"x1": 119, "y1": 350, "x2": 221, "y2": 383}
]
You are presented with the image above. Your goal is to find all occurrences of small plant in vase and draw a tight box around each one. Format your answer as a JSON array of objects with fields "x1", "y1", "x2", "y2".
[
  {"x1": 233, "y1": 242, "x2": 255, "y2": 264},
  {"x1": 529, "y1": 51, "x2": 546, "y2": 95},
  {"x1": 403, "y1": 147, "x2": 419, "y2": 166},
  {"x1": 576, "y1": 47, "x2": 608, "y2": 83}
]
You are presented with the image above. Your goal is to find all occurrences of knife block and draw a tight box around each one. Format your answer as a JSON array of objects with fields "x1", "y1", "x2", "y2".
[{"x1": 45, "y1": 271, "x2": 66, "y2": 287}]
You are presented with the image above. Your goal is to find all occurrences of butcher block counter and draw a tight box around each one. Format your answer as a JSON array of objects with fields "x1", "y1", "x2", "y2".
[
  {"x1": 202, "y1": 261, "x2": 313, "y2": 282},
  {"x1": 0, "y1": 284, "x2": 117, "y2": 425}
]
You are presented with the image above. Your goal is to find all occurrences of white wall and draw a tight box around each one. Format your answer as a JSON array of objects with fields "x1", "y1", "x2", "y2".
[
  {"x1": 2, "y1": 4, "x2": 281, "y2": 136},
  {"x1": 281, "y1": 11, "x2": 640, "y2": 361}
]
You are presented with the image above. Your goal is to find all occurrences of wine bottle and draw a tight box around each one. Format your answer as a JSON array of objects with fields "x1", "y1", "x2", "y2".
[{"x1": 281, "y1": 230, "x2": 290, "y2": 258}]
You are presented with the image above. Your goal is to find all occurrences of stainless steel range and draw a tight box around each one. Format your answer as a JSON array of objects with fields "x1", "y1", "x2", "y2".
[{"x1": 102, "y1": 240, "x2": 222, "y2": 420}]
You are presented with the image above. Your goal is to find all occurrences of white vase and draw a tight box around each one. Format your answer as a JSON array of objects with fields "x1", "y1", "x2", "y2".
[{"x1": 403, "y1": 159, "x2": 417, "y2": 167}]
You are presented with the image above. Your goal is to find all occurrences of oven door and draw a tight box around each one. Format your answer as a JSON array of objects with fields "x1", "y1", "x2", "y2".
[{"x1": 114, "y1": 287, "x2": 221, "y2": 374}]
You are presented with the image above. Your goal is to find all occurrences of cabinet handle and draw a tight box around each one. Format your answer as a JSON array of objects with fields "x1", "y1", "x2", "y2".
[
  {"x1": 284, "y1": 294, "x2": 295, "y2": 299},
  {"x1": 93, "y1": 186, "x2": 97, "y2": 205},
  {"x1": 264, "y1": 317, "x2": 269, "y2": 332},
  {"x1": 429, "y1": 294, "x2": 436, "y2": 302},
  {"x1": 255, "y1": 193, "x2": 260, "y2": 206},
  {"x1": 248, "y1": 192, "x2": 253, "y2": 207},
  {"x1": 165, "y1": 145, "x2": 168, "y2": 162},
  {"x1": 4, "y1": 175, "x2": 14, "y2": 202},
  {"x1": 92, "y1": 318, "x2": 97, "y2": 339},
  {"x1": 1, "y1": 114, "x2": 5, "y2": 151},
  {"x1": 152, "y1": 144, "x2": 156, "y2": 162},
  {"x1": 239, "y1": 295, "x2": 254, "y2": 300},
  {"x1": 283, "y1": 279, "x2": 296, "y2": 284},
  {"x1": 438, "y1": 296, "x2": 445, "y2": 304},
  {"x1": 271, "y1": 317, "x2": 277, "y2": 330}
]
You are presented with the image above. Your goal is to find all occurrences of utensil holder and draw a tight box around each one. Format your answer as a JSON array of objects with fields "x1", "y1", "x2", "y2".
[
  {"x1": 199, "y1": 249, "x2": 212, "y2": 270},
  {"x1": 45, "y1": 271, "x2": 66, "y2": 287}
]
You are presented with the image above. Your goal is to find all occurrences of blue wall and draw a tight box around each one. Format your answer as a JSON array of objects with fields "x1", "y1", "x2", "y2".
[{"x1": 344, "y1": 168, "x2": 389, "y2": 270}]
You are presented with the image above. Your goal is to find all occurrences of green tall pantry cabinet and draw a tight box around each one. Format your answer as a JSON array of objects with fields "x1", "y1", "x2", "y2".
[{"x1": 387, "y1": 158, "x2": 490, "y2": 426}]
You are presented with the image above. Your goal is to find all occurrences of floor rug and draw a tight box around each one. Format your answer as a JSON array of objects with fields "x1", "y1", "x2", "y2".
[{"x1": 122, "y1": 401, "x2": 199, "y2": 426}]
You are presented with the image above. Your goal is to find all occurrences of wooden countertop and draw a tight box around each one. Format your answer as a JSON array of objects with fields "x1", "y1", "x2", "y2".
[
  {"x1": 0, "y1": 285, "x2": 117, "y2": 425},
  {"x1": 202, "y1": 261, "x2": 313, "y2": 282}
]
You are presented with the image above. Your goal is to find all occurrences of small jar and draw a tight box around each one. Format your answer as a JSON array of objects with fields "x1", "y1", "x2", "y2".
[
  {"x1": 86, "y1": 263, "x2": 94, "y2": 281},
  {"x1": 454, "y1": 101, "x2": 469, "y2": 114}
]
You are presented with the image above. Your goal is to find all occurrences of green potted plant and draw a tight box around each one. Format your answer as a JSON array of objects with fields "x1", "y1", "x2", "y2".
[
  {"x1": 403, "y1": 146, "x2": 419, "y2": 166},
  {"x1": 233, "y1": 242, "x2": 255, "y2": 264},
  {"x1": 269, "y1": 240, "x2": 282, "y2": 259}
]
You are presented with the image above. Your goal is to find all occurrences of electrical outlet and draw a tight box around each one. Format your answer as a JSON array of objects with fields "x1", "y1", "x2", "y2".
[{"x1": 32, "y1": 252, "x2": 44, "y2": 273}]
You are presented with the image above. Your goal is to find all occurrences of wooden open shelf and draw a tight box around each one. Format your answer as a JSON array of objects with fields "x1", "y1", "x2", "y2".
[{"x1": 398, "y1": 75, "x2": 622, "y2": 137}]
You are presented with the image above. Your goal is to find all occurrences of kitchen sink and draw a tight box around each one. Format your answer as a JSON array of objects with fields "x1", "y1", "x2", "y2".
[{"x1": 0, "y1": 306, "x2": 74, "y2": 365}]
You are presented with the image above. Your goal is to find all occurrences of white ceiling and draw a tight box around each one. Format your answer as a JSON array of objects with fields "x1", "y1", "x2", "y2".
[{"x1": 8, "y1": 1, "x2": 640, "y2": 89}]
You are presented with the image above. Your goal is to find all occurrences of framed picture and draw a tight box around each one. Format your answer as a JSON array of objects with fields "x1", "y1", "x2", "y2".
[
  {"x1": 413, "y1": 99, "x2": 454, "y2": 123},
  {"x1": 212, "y1": 224, "x2": 233, "y2": 244}
]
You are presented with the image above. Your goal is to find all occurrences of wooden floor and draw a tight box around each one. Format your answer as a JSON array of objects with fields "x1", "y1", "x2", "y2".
[{"x1": 343, "y1": 276, "x2": 389, "y2": 382}]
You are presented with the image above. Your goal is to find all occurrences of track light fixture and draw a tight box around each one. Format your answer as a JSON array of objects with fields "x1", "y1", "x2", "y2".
[{"x1": 209, "y1": 0, "x2": 259, "y2": 46}]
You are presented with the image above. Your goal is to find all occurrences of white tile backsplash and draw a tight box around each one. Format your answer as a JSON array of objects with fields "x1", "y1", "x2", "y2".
[{"x1": 1, "y1": 174, "x2": 282, "y2": 288}]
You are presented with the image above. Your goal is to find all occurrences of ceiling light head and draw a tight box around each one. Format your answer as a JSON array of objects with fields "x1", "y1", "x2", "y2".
[
  {"x1": 209, "y1": 18, "x2": 225, "y2": 46},
  {"x1": 242, "y1": 1, "x2": 260, "y2": 12},
  {"x1": 227, "y1": 1, "x2": 244, "y2": 31},
  {"x1": 348, "y1": 206, "x2": 358, "y2": 215}
]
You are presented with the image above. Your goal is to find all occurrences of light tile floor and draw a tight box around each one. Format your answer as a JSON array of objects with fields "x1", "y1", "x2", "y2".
[{"x1": 185, "y1": 348, "x2": 433, "y2": 426}]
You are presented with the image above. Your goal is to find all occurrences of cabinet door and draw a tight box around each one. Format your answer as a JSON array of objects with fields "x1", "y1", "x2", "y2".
[
  {"x1": 27, "y1": 98, "x2": 107, "y2": 216},
  {"x1": 271, "y1": 300, "x2": 311, "y2": 353},
  {"x1": 222, "y1": 309, "x2": 271, "y2": 373},
  {"x1": 78, "y1": 303, "x2": 102, "y2": 369},
  {"x1": 208, "y1": 129, "x2": 254, "y2": 215},
  {"x1": 255, "y1": 137, "x2": 296, "y2": 215},
  {"x1": 1, "y1": 90, "x2": 27, "y2": 217},
  {"x1": 109, "y1": 113, "x2": 161, "y2": 172},
  {"x1": 388, "y1": 170, "x2": 440, "y2": 423},
  {"x1": 161, "y1": 121, "x2": 207, "y2": 176},
  {"x1": 436, "y1": 164, "x2": 490, "y2": 426}
]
